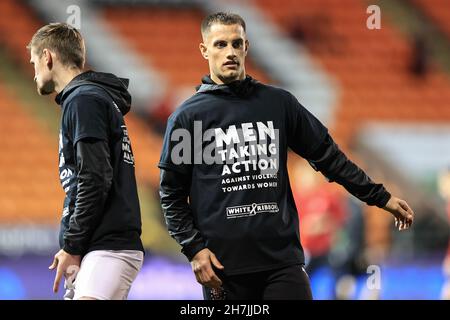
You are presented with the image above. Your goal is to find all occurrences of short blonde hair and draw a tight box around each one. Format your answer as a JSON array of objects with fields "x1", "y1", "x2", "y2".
[{"x1": 27, "y1": 22, "x2": 85, "y2": 69}]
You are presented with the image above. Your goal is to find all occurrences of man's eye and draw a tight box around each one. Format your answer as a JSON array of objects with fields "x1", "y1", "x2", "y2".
[{"x1": 216, "y1": 42, "x2": 226, "y2": 48}]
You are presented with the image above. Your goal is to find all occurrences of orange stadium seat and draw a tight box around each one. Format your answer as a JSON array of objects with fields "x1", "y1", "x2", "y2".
[
  {"x1": 0, "y1": 81, "x2": 62, "y2": 223},
  {"x1": 0, "y1": 0, "x2": 165, "y2": 223},
  {"x1": 103, "y1": 7, "x2": 272, "y2": 89},
  {"x1": 413, "y1": 0, "x2": 450, "y2": 38},
  {"x1": 255, "y1": 0, "x2": 450, "y2": 146}
]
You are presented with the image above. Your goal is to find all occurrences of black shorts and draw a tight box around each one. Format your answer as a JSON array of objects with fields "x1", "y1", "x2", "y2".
[{"x1": 203, "y1": 264, "x2": 313, "y2": 300}]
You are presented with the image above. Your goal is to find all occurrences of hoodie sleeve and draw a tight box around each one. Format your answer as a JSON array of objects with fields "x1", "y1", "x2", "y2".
[
  {"x1": 62, "y1": 94, "x2": 112, "y2": 255},
  {"x1": 286, "y1": 92, "x2": 329, "y2": 159},
  {"x1": 159, "y1": 168, "x2": 206, "y2": 261},
  {"x1": 158, "y1": 114, "x2": 193, "y2": 175},
  {"x1": 63, "y1": 138, "x2": 113, "y2": 255},
  {"x1": 158, "y1": 114, "x2": 205, "y2": 261},
  {"x1": 306, "y1": 133, "x2": 391, "y2": 208},
  {"x1": 286, "y1": 92, "x2": 391, "y2": 208}
]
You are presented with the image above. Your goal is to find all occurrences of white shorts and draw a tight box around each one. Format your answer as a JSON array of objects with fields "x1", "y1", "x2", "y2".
[{"x1": 64, "y1": 250, "x2": 143, "y2": 300}]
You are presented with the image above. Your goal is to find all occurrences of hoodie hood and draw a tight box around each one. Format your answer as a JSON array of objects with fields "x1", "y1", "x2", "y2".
[
  {"x1": 196, "y1": 75, "x2": 258, "y2": 98},
  {"x1": 55, "y1": 70, "x2": 132, "y2": 115}
]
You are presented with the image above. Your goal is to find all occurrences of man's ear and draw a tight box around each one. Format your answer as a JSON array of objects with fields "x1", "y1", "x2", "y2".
[
  {"x1": 245, "y1": 40, "x2": 249, "y2": 56},
  {"x1": 42, "y1": 48, "x2": 54, "y2": 70},
  {"x1": 199, "y1": 42, "x2": 208, "y2": 60}
]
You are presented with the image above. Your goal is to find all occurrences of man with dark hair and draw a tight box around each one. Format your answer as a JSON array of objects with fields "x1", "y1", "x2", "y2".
[
  {"x1": 28, "y1": 23, "x2": 144, "y2": 300},
  {"x1": 159, "y1": 12, "x2": 414, "y2": 300},
  {"x1": 200, "y1": 12, "x2": 246, "y2": 35}
]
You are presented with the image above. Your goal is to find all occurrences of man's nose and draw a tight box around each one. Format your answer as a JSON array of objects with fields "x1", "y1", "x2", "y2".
[
  {"x1": 226, "y1": 45, "x2": 237, "y2": 58},
  {"x1": 226, "y1": 52, "x2": 236, "y2": 60},
  {"x1": 34, "y1": 76, "x2": 37, "y2": 82}
]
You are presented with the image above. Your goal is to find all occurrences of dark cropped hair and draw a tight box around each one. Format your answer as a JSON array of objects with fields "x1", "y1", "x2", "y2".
[{"x1": 201, "y1": 12, "x2": 246, "y2": 36}]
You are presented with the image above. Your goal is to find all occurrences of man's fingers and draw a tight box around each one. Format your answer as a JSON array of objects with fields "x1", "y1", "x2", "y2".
[
  {"x1": 199, "y1": 265, "x2": 222, "y2": 288},
  {"x1": 399, "y1": 200, "x2": 410, "y2": 211},
  {"x1": 193, "y1": 267, "x2": 202, "y2": 283},
  {"x1": 53, "y1": 266, "x2": 64, "y2": 293},
  {"x1": 400, "y1": 207, "x2": 413, "y2": 226},
  {"x1": 208, "y1": 272, "x2": 223, "y2": 288},
  {"x1": 194, "y1": 263, "x2": 212, "y2": 286},
  {"x1": 399, "y1": 217, "x2": 412, "y2": 231},
  {"x1": 192, "y1": 251, "x2": 224, "y2": 288},
  {"x1": 401, "y1": 217, "x2": 408, "y2": 230},
  {"x1": 49, "y1": 257, "x2": 57, "y2": 270},
  {"x1": 399, "y1": 201, "x2": 414, "y2": 220},
  {"x1": 406, "y1": 217, "x2": 413, "y2": 229},
  {"x1": 388, "y1": 199, "x2": 414, "y2": 231},
  {"x1": 196, "y1": 273, "x2": 204, "y2": 285},
  {"x1": 396, "y1": 205, "x2": 413, "y2": 231},
  {"x1": 193, "y1": 264, "x2": 205, "y2": 284},
  {"x1": 210, "y1": 254, "x2": 224, "y2": 270},
  {"x1": 203, "y1": 263, "x2": 221, "y2": 287}
]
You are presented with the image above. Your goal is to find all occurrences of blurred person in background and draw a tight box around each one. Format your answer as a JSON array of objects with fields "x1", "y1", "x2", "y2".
[
  {"x1": 28, "y1": 22, "x2": 144, "y2": 300},
  {"x1": 291, "y1": 160, "x2": 347, "y2": 276},
  {"x1": 292, "y1": 160, "x2": 367, "y2": 299},
  {"x1": 409, "y1": 26, "x2": 430, "y2": 79},
  {"x1": 159, "y1": 12, "x2": 414, "y2": 300}
]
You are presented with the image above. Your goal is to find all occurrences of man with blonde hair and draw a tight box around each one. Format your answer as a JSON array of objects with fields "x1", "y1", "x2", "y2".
[{"x1": 28, "y1": 22, "x2": 144, "y2": 300}]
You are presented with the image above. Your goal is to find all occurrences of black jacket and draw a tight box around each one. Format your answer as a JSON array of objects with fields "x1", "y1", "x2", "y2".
[
  {"x1": 159, "y1": 76, "x2": 390, "y2": 274},
  {"x1": 56, "y1": 71, "x2": 143, "y2": 255}
]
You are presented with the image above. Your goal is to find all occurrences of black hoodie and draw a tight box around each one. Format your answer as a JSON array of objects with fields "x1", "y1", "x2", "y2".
[
  {"x1": 55, "y1": 71, "x2": 143, "y2": 255},
  {"x1": 159, "y1": 75, "x2": 390, "y2": 275}
]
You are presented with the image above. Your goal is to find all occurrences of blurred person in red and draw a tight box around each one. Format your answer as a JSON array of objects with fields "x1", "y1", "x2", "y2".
[
  {"x1": 291, "y1": 160, "x2": 347, "y2": 275},
  {"x1": 292, "y1": 160, "x2": 370, "y2": 299}
]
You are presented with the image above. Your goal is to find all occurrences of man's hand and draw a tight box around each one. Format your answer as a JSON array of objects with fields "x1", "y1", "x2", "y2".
[
  {"x1": 191, "y1": 248, "x2": 224, "y2": 289},
  {"x1": 49, "y1": 249, "x2": 81, "y2": 293},
  {"x1": 383, "y1": 196, "x2": 414, "y2": 231}
]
